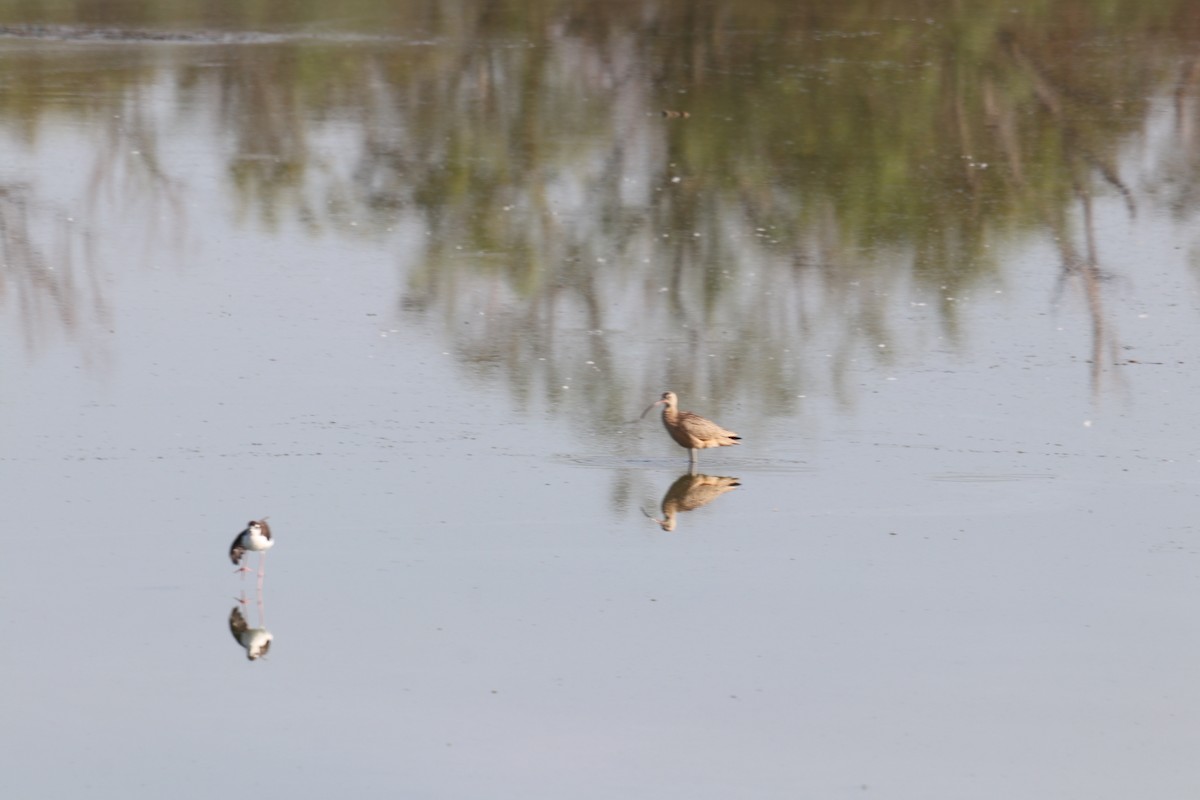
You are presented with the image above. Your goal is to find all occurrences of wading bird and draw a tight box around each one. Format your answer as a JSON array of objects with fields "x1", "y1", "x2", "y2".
[
  {"x1": 229, "y1": 519, "x2": 273, "y2": 577},
  {"x1": 641, "y1": 391, "x2": 741, "y2": 464}
]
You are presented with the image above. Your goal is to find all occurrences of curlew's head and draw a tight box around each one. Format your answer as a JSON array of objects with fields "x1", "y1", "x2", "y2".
[{"x1": 640, "y1": 391, "x2": 678, "y2": 419}]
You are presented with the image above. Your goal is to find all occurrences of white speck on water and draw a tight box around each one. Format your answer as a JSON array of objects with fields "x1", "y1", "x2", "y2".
[{"x1": 1083, "y1": 420, "x2": 1093, "y2": 427}]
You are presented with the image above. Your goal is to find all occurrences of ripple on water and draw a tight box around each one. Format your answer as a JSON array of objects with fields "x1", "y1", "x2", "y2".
[
  {"x1": 558, "y1": 454, "x2": 814, "y2": 473},
  {"x1": 926, "y1": 472, "x2": 1058, "y2": 483}
]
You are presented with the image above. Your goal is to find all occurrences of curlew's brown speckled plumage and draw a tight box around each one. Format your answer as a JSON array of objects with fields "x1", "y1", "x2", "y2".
[{"x1": 641, "y1": 391, "x2": 741, "y2": 463}]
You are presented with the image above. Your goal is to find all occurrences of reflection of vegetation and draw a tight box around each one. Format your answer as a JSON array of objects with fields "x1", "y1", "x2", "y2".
[
  {"x1": 1, "y1": 0, "x2": 1197, "y2": 424},
  {"x1": 0, "y1": 184, "x2": 108, "y2": 361},
  {"x1": 0, "y1": 36, "x2": 185, "y2": 361}
]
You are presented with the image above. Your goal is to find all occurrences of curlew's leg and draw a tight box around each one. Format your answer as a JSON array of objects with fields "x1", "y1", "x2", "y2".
[{"x1": 689, "y1": 448, "x2": 698, "y2": 464}]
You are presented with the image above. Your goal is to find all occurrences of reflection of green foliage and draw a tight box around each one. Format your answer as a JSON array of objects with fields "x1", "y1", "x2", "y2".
[{"x1": 1, "y1": 0, "x2": 1197, "y2": 427}]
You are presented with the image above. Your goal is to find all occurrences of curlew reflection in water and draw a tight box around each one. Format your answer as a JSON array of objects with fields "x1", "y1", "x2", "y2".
[{"x1": 644, "y1": 470, "x2": 741, "y2": 532}]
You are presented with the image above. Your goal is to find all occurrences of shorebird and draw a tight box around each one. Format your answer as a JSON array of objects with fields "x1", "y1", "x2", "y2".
[
  {"x1": 641, "y1": 391, "x2": 741, "y2": 464},
  {"x1": 230, "y1": 519, "x2": 273, "y2": 577}
]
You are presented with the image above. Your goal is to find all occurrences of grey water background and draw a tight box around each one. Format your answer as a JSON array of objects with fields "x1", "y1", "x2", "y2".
[{"x1": 2, "y1": 2, "x2": 1200, "y2": 797}]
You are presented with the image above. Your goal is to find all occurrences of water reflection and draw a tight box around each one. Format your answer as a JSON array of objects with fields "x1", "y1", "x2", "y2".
[
  {"x1": 229, "y1": 600, "x2": 273, "y2": 662},
  {"x1": 1050, "y1": 185, "x2": 1127, "y2": 401},
  {"x1": 2, "y1": 0, "x2": 1199, "y2": 420},
  {"x1": 0, "y1": 183, "x2": 111, "y2": 361},
  {"x1": 644, "y1": 470, "x2": 741, "y2": 532}
]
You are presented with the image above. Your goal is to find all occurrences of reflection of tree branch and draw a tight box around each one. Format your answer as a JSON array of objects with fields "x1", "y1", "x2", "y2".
[
  {"x1": 1173, "y1": 58, "x2": 1200, "y2": 136},
  {"x1": 87, "y1": 101, "x2": 188, "y2": 259},
  {"x1": 1048, "y1": 186, "x2": 1126, "y2": 402},
  {"x1": 0, "y1": 185, "x2": 109, "y2": 361},
  {"x1": 1001, "y1": 30, "x2": 1137, "y2": 220}
]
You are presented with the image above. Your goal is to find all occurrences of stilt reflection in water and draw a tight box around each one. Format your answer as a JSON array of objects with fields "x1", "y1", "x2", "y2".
[
  {"x1": 643, "y1": 470, "x2": 742, "y2": 531},
  {"x1": 641, "y1": 392, "x2": 741, "y2": 465},
  {"x1": 229, "y1": 586, "x2": 273, "y2": 662}
]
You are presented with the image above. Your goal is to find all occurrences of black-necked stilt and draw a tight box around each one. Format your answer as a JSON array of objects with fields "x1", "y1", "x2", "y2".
[{"x1": 230, "y1": 519, "x2": 273, "y2": 576}]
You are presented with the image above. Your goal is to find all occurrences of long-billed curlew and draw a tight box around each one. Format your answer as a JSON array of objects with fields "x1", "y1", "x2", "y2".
[
  {"x1": 230, "y1": 519, "x2": 274, "y2": 577},
  {"x1": 641, "y1": 391, "x2": 741, "y2": 464}
]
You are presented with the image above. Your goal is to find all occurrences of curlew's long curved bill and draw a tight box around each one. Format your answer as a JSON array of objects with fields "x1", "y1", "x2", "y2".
[{"x1": 639, "y1": 398, "x2": 665, "y2": 420}]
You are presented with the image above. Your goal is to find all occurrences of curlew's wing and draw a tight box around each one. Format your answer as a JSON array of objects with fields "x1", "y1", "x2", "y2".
[{"x1": 679, "y1": 411, "x2": 740, "y2": 441}]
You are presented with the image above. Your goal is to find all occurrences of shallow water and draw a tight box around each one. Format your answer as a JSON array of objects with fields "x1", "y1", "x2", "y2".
[{"x1": 2, "y1": 2, "x2": 1200, "y2": 798}]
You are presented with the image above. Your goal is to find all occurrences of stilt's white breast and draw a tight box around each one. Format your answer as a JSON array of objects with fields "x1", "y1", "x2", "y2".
[{"x1": 244, "y1": 521, "x2": 274, "y2": 552}]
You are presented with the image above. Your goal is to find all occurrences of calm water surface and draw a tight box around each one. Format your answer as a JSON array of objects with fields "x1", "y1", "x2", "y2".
[{"x1": 2, "y1": 2, "x2": 1199, "y2": 798}]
